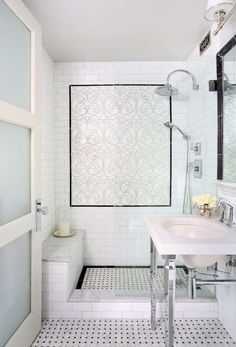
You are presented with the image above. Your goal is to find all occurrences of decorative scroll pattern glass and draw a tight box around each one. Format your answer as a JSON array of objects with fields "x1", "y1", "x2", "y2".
[
  {"x1": 223, "y1": 57, "x2": 236, "y2": 182},
  {"x1": 70, "y1": 85, "x2": 171, "y2": 206},
  {"x1": 224, "y1": 93, "x2": 236, "y2": 181}
]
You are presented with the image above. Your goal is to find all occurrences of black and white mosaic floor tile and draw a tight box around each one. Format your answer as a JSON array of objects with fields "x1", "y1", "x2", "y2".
[
  {"x1": 79, "y1": 267, "x2": 212, "y2": 298},
  {"x1": 81, "y1": 267, "x2": 186, "y2": 291},
  {"x1": 31, "y1": 319, "x2": 236, "y2": 346}
]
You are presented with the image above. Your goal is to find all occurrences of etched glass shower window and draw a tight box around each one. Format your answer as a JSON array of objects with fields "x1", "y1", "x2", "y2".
[{"x1": 70, "y1": 85, "x2": 171, "y2": 206}]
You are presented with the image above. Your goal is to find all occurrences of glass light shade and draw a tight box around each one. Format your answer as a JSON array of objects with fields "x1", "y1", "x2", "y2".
[{"x1": 205, "y1": 0, "x2": 235, "y2": 20}]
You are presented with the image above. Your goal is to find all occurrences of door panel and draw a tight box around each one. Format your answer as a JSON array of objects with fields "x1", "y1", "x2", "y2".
[
  {"x1": 0, "y1": 1, "x2": 41, "y2": 346},
  {"x1": 0, "y1": 0, "x2": 31, "y2": 110},
  {"x1": 0, "y1": 120, "x2": 31, "y2": 226},
  {"x1": 0, "y1": 232, "x2": 31, "y2": 347}
]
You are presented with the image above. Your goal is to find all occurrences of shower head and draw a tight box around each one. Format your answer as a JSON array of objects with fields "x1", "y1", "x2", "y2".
[
  {"x1": 155, "y1": 69, "x2": 199, "y2": 97},
  {"x1": 155, "y1": 83, "x2": 179, "y2": 97},
  {"x1": 164, "y1": 121, "x2": 190, "y2": 140}
]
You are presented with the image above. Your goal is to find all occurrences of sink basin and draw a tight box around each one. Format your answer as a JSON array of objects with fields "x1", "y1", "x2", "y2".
[
  {"x1": 163, "y1": 219, "x2": 227, "y2": 267},
  {"x1": 164, "y1": 223, "x2": 225, "y2": 240},
  {"x1": 146, "y1": 215, "x2": 236, "y2": 269},
  {"x1": 178, "y1": 254, "x2": 222, "y2": 268}
]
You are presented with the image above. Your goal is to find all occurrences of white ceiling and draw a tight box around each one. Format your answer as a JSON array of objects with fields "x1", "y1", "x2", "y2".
[{"x1": 23, "y1": 0, "x2": 210, "y2": 62}]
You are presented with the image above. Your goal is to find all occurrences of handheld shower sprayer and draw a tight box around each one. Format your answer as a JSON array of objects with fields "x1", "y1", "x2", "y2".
[
  {"x1": 164, "y1": 121, "x2": 190, "y2": 140},
  {"x1": 164, "y1": 121, "x2": 192, "y2": 214}
]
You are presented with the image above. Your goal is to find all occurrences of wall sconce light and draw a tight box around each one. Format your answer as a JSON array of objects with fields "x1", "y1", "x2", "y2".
[{"x1": 205, "y1": 0, "x2": 236, "y2": 35}]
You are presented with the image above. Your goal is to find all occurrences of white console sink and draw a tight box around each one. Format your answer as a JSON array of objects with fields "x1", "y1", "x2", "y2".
[
  {"x1": 146, "y1": 215, "x2": 236, "y2": 268},
  {"x1": 164, "y1": 221, "x2": 226, "y2": 240}
]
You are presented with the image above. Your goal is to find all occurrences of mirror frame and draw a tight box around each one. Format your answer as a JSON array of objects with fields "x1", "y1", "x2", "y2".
[{"x1": 216, "y1": 34, "x2": 236, "y2": 180}]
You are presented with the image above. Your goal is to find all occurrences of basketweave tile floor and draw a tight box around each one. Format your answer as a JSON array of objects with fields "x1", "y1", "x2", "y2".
[
  {"x1": 78, "y1": 267, "x2": 213, "y2": 298},
  {"x1": 31, "y1": 318, "x2": 236, "y2": 346}
]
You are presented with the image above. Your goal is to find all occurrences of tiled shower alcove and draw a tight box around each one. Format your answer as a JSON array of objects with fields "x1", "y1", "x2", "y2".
[{"x1": 42, "y1": 231, "x2": 217, "y2": 320}]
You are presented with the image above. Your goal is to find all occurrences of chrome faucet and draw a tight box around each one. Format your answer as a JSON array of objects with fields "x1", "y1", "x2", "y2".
[{"x1": 218, "y1": 198, "x2": 234, "y2": 227}]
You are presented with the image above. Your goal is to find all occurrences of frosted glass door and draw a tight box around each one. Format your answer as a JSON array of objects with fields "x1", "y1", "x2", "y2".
[
  {"x1": 0, "y1": 0, "x2": 31, "y2": 110},
  {"x1": 0, "y1": 232, "x2": 31, "y2": 347},
  {"x1": 0, "y1": 120, "x2": 31, "y2": 226},
  {"x1": 0, "y1": 1, "x2": 41, "y2": 346}
]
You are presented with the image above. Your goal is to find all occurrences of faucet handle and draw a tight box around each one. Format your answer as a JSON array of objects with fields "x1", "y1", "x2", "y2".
[
  {"x1": 227, "y1": 204, "x2": 234, "y2": 227},
  {"x1": 217, "y1": 198, "x2": 234, "y2": 226},
  {"x1": 218, "y1": 198, "x2": 233, "y2": 207},
  {"x1": 218, "y1": 198, "x2": 226, "y2": 223}
]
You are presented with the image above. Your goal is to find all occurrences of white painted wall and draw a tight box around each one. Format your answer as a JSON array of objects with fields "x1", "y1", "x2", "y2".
[
  {"x1": 54, "y1": 61, "x2": 188, "y2": 265},
  {"x1": 41, "y1": 47, "x2": 56, "y2": 240},
  {"x1": 186, "y1": 14, "x2": 236, "y2": 341}
]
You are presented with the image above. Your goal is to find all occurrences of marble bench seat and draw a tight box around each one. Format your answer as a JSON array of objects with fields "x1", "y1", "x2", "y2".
[{"x1": 42, "y1": 229, "x2": 84, "y2": 318}]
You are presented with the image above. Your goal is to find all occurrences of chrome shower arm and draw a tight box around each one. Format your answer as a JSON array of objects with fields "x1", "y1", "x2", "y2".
[{"x1": 166, "y1": 69, "x2": 199, "y2": 90}]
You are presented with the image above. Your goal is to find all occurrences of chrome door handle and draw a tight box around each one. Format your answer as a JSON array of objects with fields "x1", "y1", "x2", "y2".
[
  {"x1": 36, "y1": 199, "x2": 48, "y2": 215},
  {"x1": 36, "y1": 199, "x2": 49, "y2": 231},
  {"x1": 37, "y1": 205, "x2": 49, "y2": 215}
]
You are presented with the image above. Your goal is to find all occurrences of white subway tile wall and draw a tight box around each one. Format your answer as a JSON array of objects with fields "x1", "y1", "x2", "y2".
[
  {"x1": 186, "y1": 53, "x2": 218, "y2": 197},
  {"x1": 54, "y1": 61, "x2": 189, "y2": 266}
]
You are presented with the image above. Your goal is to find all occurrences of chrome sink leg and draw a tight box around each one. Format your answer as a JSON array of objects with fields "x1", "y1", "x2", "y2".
[
  {"x1": 187, "y1": 268, "x2": 197, "y2": 299},
  {"x1": 150, "y1": 238, "x2": 157, "y2": 330},
  {"x1": 164, "y1": 256, "x2": 176, "y2": 347}
]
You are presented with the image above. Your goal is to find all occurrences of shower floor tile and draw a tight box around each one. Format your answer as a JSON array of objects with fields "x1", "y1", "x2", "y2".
[
  {"x1": 81, "y1": 267, "x2": 155, "y2": 291},
  {"x1": 31, "y1": 318, "x2": 236, "y2": 346},
  {"x1": 77, "y1": 267, "x2": 212, "y2": 298}
]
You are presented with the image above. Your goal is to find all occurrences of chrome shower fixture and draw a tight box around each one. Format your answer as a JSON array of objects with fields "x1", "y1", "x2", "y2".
[
  {"x1": 155, "y1": 84, "x2": 179, "y2": 97},
  {"x1": 155, "y1": 69, "x2": 199, "y2": 97},
  {"x1": 164, "y1": 121, "x2": 192, "y2": 214},
  {"x1": 164, "y1": 121, "x2": 190, "y2": 140}
]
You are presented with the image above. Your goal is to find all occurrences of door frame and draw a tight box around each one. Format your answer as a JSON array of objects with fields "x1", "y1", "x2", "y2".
[{"x1": 0, "y1": 1, "x2": 42, "y2": 346}]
